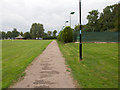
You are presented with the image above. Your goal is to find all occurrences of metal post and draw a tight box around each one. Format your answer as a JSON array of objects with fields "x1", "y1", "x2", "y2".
[
  {"x1": 70, "y1": 14, "x2": 71, "y2": 27},
  {"x1": 62, "y1": 26, "x2": 65, "y2": 30},
  {"x1": 70, "y1": 12, "x2": 75, "y2": 28},
  {"x1": 65, "y1": 21, "x2": 69, "y2": 27},
  {"x1": 79, "y1": 0, "x2": 82, "y2": 60}
]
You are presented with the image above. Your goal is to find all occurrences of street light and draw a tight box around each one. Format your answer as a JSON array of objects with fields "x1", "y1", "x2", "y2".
[
  {"x1": 59, "y1": 26, "x2": 65, "y2": 34},
  {"x1": 79, "y1": 0, "x2": 82, "y2": 60},
  {"x1": 62, "y1": 26, "x2": 65, "y2": 30},
  {"x1": 70, "y1": 12, "x2": 75, "y2": 27},
  {"x1": 65, "y1": 21, "x2": 69, "y2": 26}
]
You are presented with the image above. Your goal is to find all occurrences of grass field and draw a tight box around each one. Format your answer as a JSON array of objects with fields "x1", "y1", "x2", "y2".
[
  {"x1": 57, "y1": 41, "x2": 118, "y2": 88},
  {"x1": 2, "y1": 40, "x2": 52, "y2": 88}
]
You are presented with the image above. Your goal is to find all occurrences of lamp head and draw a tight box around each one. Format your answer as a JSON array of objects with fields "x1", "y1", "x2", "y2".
[
  {"x1": 70, "y1": 12, "x2": 75, "y2": 15},
  {"x1": 66, "y1": 21, "x2": 69, "y2": 23}
]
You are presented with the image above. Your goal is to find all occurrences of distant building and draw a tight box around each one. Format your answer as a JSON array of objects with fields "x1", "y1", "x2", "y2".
[{"x1": 15, "y1": 35, "x2": 25, "y2": 40}]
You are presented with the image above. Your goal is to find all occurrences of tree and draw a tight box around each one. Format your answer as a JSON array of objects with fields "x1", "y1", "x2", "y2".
[
  {"x1": 58, "y1": 26, "x2": 73, "y2": 43},
  {"x1": 30, "y1": 23, "x2": 44, "y2": 39},
  {"x1": 87, "y1": 10, "x2": 99, "y2": 24},
  {"x1": 0, "y1": 31, "x2": 1, "y2": 39},
  {"x1": 98, "y1": 4, "x2": 119, "y2": 32},
  {"x1": 6, "y1": 31, "x2": 12, "y2": 39},
  {"x1": 53, "y1": 30, "x2": 57, "y2": 36},
  {"x1": 99, "y1": 6, "x2": 113, "y2": 32},
  {"x1": 43, "y1": 32, "x2": 48, "y2": 37},
  {"x1": 87, "y1": 10, "x2": 99, "y2": 32},
  {"x1": 23, "y1": 32, "x2": 31, "y2": 39},
  {"x1": 63, "y1": 26, "x2": 73, "y2": 42},
  {"x1": 74, "y1": 25, "x2": 80, "y2": 31},
  {"x1": 47, "y1": 31, "x2": 52, "y2": 36},
  {"x1": 12, "y1": 28, "x2": 19, "y2": 39},
  {"x1": 74, "y1": 24, "x2": 84, "y2": 31},
  {"x1": 20, "y1": 32, "x2": 24, "y2": 36},
  {"x1": 2, "y1": 31, "x2": 6, "y2": 39},
  {"x1": 82, "y1": 3, "x2": 119, "y2": 32}
]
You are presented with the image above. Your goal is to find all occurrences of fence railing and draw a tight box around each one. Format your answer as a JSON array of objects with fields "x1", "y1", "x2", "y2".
[{"x1": 73, "y1": 31, "x2": 118, "y2": 42}]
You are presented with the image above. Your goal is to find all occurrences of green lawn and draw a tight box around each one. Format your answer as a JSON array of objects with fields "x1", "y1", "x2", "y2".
[
  {"x1": 2, "y1": 40, "x2": 52, "y2": 88},
  {"x1": 57, "y1": 41, "x2": 118, "y2": 88}
]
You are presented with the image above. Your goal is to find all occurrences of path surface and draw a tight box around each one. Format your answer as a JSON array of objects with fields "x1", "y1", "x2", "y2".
[{"x1": 11, "y1": 40, "x2": 76, "y2": 88}]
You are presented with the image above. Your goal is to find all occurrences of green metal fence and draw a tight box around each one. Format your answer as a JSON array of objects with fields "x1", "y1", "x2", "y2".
[{"x1": 73, "y1": 31, "x2": 118, "y2": 42}]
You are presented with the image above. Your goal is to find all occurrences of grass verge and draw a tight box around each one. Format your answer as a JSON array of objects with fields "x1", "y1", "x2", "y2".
[
  {"x1": 2, "y1": 40, "x2": 52, "y2": 88},
  {"x1": 57, "y1": 40, "x2": 118, "y2": 88}
]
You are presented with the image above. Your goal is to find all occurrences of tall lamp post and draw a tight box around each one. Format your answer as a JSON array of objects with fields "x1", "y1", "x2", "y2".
[
  {"x1": 70, "y1": 12, "x2": 75, "y2": 27},
  {"x1": 79, "y1": 0, "x2": 82, "y2": 60},
  {"x1": 62, "y1": 26, "x2": 65, "y2": 30},
  {"x1": 59, "y1": 26, "x2": 65, "y2": 34},
  {"x1": 65, "y1": 21, "x2": 69, "y2": 27}
]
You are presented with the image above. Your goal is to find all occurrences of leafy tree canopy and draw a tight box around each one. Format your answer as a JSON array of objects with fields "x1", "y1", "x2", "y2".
[
  {"x1": 53, "y1": 30, "x2": 57, "y2": 36},
  {"x1": 30, "y1": 23, "x2": 44, "y2": 39},
  {"x1": 47, "y1": 31, "x2": 52, "y2": 36}
]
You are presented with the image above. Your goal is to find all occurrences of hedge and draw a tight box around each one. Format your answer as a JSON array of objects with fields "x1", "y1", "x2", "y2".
[{"x1": 57, "y1": 26, "x2": 73, "y2": 43}]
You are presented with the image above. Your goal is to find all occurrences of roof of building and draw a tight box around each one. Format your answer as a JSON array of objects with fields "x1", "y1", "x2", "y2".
[{"x1": 15, "y1": 35, "x2": 24, "y2": 38}]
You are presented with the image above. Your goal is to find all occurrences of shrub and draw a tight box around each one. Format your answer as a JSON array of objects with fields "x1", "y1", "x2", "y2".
[{"x1": 57, "y1": 26, "x2": 73, "y2": 43}]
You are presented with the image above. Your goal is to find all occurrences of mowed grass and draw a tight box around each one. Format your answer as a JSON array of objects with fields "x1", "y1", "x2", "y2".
[
  {"x1": 57, "y1": 41, "x2": 118, "y2": 88},
  {"x1": 2, "y1": 40, "x2": 52, "y2": 88}
]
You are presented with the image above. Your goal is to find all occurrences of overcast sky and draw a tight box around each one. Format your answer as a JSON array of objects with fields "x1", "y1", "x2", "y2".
[{"x1": 0, "y1": 0, "x2": 119, "y2": 34}]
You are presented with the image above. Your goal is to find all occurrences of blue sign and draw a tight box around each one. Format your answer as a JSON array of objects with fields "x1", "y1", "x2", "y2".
[{"x1": 80, "y1": 30, "x2": 81, "y2": 34}]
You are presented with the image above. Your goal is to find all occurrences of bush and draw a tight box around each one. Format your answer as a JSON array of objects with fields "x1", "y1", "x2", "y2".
[
  {"x1": 57, "y1": 26, "x2": 73, "y2": 43},
  {"x1": 43, "y1": 36, "x2": 57, "y2": 40}
]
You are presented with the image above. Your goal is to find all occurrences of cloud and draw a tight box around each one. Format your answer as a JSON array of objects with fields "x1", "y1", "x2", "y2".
[{"x1": 0, "y1": 0, "x2": 119, "y2": 33}]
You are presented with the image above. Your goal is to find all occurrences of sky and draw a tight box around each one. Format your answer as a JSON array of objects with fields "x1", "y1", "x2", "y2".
[{"x1": 0, "y1": 0, "x2": 119, "y2": 34}]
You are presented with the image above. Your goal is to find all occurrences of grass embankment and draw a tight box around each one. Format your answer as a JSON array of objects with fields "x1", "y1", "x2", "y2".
[
  {"x1": 57, "y1": 41, "x2": 118, "y2": 88},
  {"x1": 2, "y1": 40, "x2": 52, "y2": 88}
]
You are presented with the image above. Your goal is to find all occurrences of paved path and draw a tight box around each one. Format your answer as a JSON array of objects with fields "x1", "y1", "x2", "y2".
[{"x1": 12, "y1": 40, "x2": 76, "y2": 88}]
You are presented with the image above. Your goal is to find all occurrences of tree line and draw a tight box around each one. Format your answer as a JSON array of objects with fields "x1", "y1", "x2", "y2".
[
  {"x1": 74, "y1": 3, "x2": 119, "y2": 32},
  {"x1": 58, "y1": 3, "x2": 119, "y2": 43},
  {"x1": 1, "y1": 23, "x2": 57, "y2": 40}
]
